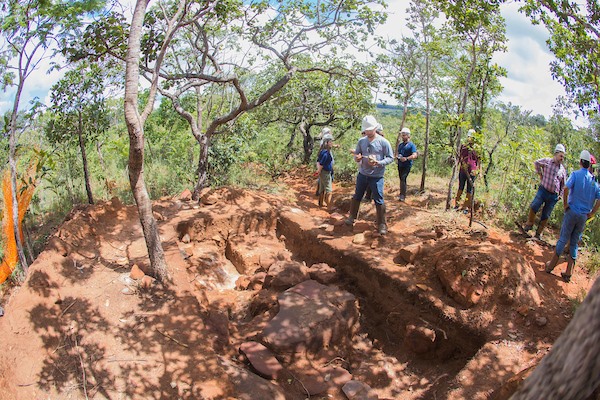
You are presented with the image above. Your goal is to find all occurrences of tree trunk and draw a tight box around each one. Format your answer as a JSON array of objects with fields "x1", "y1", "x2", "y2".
[
  {"x1": 192, "y1": 133, "x2": 210, "y2": 200},
  {"x1": 78, "y1": 111, "x2": 94, "y2": 204},
  {"x1": 420, "y1": 56, "x2": 431, "y2": 193},
  {"x1": 8, "y1": 74, "x2": 29, "y2": 276},
  {"x1": 395, "y1": 100, "x2": 410, "y2": 156},
  {"x1": 510, "y1": 277, "x2": 600, "y2": 400},
  {"x1": 124, "y1": 0, "x2": 168, "y2": 281}
]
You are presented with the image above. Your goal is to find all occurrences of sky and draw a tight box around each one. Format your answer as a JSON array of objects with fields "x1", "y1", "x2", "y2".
[{"x1": 0, "y1": 0, "x2": 570, "y2": 122}]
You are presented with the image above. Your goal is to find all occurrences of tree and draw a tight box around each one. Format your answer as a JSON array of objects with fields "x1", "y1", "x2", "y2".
[
  {"x1": 0, "y1": 0, "x2": 104, "y2": 276},
  {"x1": 123, "y1": 0, "x2": 208, "y2": 282},
  {"x1": 406, "y1": 0, "x2": 441, "y2": 192},
  {"x1": 521, "y1": 0, "x2": 600, "y2": 119},
  {"x1": 435, "y1": 0, "x2": 507, "y2": 211},
  {"x1": 379, "y1": 36, "x2": 424, "y2": 153},
  {"x1": 510, "y1": 276, "x2": 600, "y2": 399},
  {"x1": 141, "y1": 0, "x2": 386, "y2": 199},
  {"x1": 46, "y1": 63, "x2": 110, "y2": 204}
]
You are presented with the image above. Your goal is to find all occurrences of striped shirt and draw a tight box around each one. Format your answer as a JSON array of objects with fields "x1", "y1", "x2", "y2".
[{"x1": 534, "y1": 157, "x2": 567, "y2": 194}]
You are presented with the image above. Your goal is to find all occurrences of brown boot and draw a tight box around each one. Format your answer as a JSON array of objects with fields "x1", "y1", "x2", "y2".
[
  {"x1": 454, "y1": 190, "x2": 463, "y2": 210},
  {"x1": 324, "y1": 193, "x2": 333, "y2": 211},
  {"x1": 375, "y1": 203, "x2": 388, "y2": 235},
  {"x1": 345, "y1": 199, "x2": 361, "y2": 226},
  {"x1": 524, "y1": 208, "x2": 536, "y2": 231},
  {"x1": 545, "y1": 252, "x2": 560, "y2": 273},
  {"x1": 535, "y1": 219, "x2": 548, "y2": 240},
  {"x1": 462, "y1": 192, "x2": 473, "y2": 212},
  {"x1": 561, "y1": 256, "x2": 575, "y2": 282}
]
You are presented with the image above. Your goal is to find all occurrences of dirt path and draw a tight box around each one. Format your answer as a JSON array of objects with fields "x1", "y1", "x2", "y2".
[{"x1": 0, "y1": 169, "x2": 594, "y2": 399}]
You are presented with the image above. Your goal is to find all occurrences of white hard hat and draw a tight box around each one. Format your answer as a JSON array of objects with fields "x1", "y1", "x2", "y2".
[
  {"x1": 322, "y1": 133, "x2": 333, "y2": 141},
  {"x1": 361, "y1": 115, "x2": 378, "y2": 132},
  {"x1": 321, "y1": 127, "x2": 331, "y2": 135},
  {"x1": 467, "y1": 129, "x2": 476, "y2": 137},
  {"x1": 555, "y1": 143, "x2": 566, "y2": 154},
  {"x1": 580, "y1": 150, "x2": 591, "y2": 162},
  {"x1": 400, "y1": 127, "x2": 411, "y2": 134}
]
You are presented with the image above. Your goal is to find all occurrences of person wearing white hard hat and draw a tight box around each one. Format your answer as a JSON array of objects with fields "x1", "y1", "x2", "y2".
[
  {"x1": 545, "y1": 150, "x2": 600, "y2": 282},
  {"x1": 396, "y1": 126, "x2": 418, "y2": 202},
  {"x1": 454, "y1": 129, "x2": 480, "y2": 212},
  {"x1": 315, "y1": 127, "x2": 335, "y2": 197},
  {"x1": 520, "y1": 143, "x2": 568, "y2": 239},
  {"x1": 364, "y1": 123, "x2": 385, "y2": 202},
  {"x1": 345, "y1": 115, "x2": 395, "y2": 235}
]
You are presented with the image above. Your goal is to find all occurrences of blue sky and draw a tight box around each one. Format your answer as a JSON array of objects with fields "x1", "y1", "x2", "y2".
[{"x1": 0, "y1": 0, "x2": 569, "y2": 122}]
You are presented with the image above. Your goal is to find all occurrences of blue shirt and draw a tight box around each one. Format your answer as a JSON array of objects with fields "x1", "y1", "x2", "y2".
[
  {"x1": 397, "y1": 141, "x2": 417, "y2": 168},
  {"x1": 354, "y1": 135, "x2": 394, "y2": 178},
  {"x1": 566, "y1": 168, "x2": 600, "y2": 215},
  {"x1": 317, "y1": 149, "x2": 333, "y2": 171}
]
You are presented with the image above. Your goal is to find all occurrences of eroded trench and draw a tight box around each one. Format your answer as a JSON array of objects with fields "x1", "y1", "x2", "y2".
[{"x1": 176, "y1": 207, "x2": 487, "y2": 400}]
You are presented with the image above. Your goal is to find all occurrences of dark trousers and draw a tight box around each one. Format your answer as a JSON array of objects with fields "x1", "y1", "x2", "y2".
[
  {"x1": 398, "y1": 165, "x2": 412, "y2": 196},
  {"x1": 458, "y1": 170, "x2": 475, "y2": 194}
]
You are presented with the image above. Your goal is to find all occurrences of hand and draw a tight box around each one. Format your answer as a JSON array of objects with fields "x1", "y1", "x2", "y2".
[
  {"x1": 470, "y1": 170, "x2": 477, "y2": 177},
  {"x1": 312, "y1": 171, "x2": 319, "y2": 177}
]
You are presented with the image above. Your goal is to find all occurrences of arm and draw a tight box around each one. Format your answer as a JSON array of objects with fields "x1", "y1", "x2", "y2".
[
  {"x1": 589, "y1": 200, "x2": 600, "y2": 220},
  {"x1": 378, "y1": 140, "x2": 395, "y2": 166},
  {"x1": 563, "y1": 187, "x2": 569, "y2": 210}
]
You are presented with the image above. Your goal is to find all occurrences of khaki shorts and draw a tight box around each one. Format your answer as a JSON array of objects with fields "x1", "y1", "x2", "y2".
[{"x1": 318, "y1": 170, "x2": 333, "y2": 193}]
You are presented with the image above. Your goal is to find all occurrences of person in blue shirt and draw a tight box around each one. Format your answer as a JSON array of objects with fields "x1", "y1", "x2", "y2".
[
  {"x1": 316, "y1": 138, "x2": 334, "y2": 210},
  {"x1": 396, "y1": 127, "x2": 418, "y2": 202},
  {"x1": 545, "y1": 150, "x2": 600, "y2": 282},
  {"x1": 345, "y1": 115, "x2": 395, "y2": 235}
]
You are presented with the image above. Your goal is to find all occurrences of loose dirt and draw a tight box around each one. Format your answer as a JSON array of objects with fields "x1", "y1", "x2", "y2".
[{"x1": 0, "y1": 167, "x2": 595, "y2": 400}]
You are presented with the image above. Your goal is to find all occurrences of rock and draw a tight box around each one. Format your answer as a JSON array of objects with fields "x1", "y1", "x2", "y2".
[
  {"x1": 436, "y1": 267, "x2": 483, "y2": 308},
  {"x1": 201, "y1": 192, "x2": 219, "y2": 205},
  {"x1": 152, "y1": 210, "x2": 165, "y2": 221},
  {"x1": 140, "y1": 275, "x2": 156, "y2": 289},
  {"x1": 179, "y1": 189, "x2": 192, "y2": 201},
  {"x1": 353, "y1": 233, "x2": 367, "y2": 244},
  {"x1": 248, "y1": 272, "x2": 267, "y2": 290},
  {"x1": 121, "y1": 287, "x2": 135, "y2": 295},
  {"x1": 516, "y1": 305, "x2": 530, "y2": 317},
  {"x1": 181, "y1": 233, "x2": 191, "y2": 244},
  {"x1": 259, "y1": 253, "x2": 277, "y2": 269},
  {"x1": 130, "y1": 264, "x2": 145, "y2": 280},
  {"x1": 308, "y1": 263, "x2": 338, "y2": 284},
  {"x1": 342, "y1": 380, "x2": 378, "y2": 400},
  {"x1": 260, "y1": 280, "x2": 358, "y2": 353},
  {"x1": 535, "y1": 316, "x2": 548, "y2": 327},
  {"x1": 287, "y1": 361, "x2": 352, "y2": 395},
  {"x1": 397, "y1": 243, "x2": 422, "y2": 264},
  {"x1": 264, "y1": 260, "x2": 310, "y2": 290},
  {"x1": 239, "y1": 341, "x2": 283, "y2": 379},
  {"x1": 404, "y1": 324, "x2": 436, "y2": 354},
  {"x1": 236, "y1": 275, "x2": 251, "y2": 290},
  {"x1": 218, "y1": 356, "x2": 286, "y2": 400},
  {"x1": 415, "y1": 230, "x2": 438, "y2": 240}
]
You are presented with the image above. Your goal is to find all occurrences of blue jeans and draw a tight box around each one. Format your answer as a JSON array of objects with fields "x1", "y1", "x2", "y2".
[
  {"x1": 555, "y1": 209, "x2": 587, "y2": 260},
  {"x1": 353, "y1": 173, "x2": 384, "y2": 205},
  {"x1": 530, "y1": 186, "x2": 559, "y2": 221}
]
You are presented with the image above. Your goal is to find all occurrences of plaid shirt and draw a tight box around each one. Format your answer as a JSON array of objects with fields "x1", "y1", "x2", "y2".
[{"x1": 535, "y1": 157, "x2": 567, "y2": 194}]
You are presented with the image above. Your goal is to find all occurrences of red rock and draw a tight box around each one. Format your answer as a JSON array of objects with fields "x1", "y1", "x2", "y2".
[
  {"x1": 130, "y1": 264, "x2": 145, "y2": 280},
  {"x1": 239, "y1": 341, "x2": 283, "y2": 379},
  {"x1": 309, "y1": 263, "x2": 338, "y2": 284},
  {"x1": 397, "y1": 243, "x2": 422, "y2": 263},
  {"x1": 140, "y1": 275, "x2": 155, "y2": 289},
  {"x1": 264, "y1": 260, "x2": 310, "y2": 290},
  {"x1": 404, "y1": 324, "x2": 436, "y2": 354},
  {"x1": 342, "y1": 380, "x2": 378, "y2": 400},
  {"x1": 179, "y1": 189, "x2": 192, "y2": 201}
]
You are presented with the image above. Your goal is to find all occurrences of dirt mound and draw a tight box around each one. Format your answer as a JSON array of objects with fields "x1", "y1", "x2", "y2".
[{"x1": 433, "y1": 240, "x2": 541, "y2": 309}]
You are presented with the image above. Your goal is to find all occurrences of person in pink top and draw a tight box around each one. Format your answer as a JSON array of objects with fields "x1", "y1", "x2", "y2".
[{"x1": 521, "y1": 144, "x2": 568, "y2": 239}]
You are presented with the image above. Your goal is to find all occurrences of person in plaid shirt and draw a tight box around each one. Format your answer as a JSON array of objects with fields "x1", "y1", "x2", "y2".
[{"x1": 522, "y1": 144, "x2": 568, "y2": 239}]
